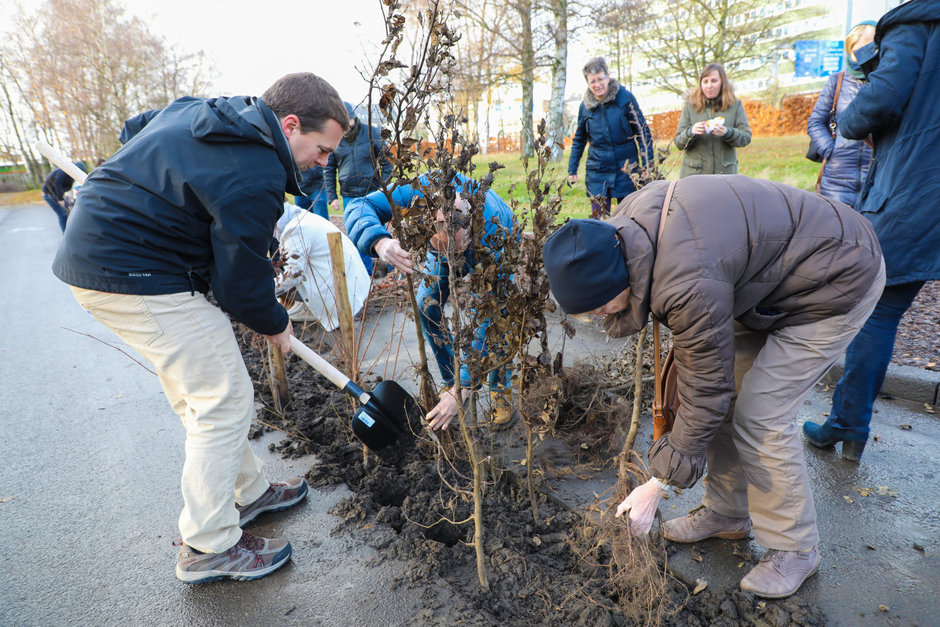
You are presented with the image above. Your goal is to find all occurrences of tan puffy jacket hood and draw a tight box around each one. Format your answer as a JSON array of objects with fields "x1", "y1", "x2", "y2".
[{"x1": 604, "y1": 175, "x2": 882, "y2": 487}]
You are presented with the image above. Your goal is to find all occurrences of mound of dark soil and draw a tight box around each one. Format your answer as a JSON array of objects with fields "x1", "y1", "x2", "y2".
[{"x1": 237, "y1": 324, "x2": 826, "y2": 625}]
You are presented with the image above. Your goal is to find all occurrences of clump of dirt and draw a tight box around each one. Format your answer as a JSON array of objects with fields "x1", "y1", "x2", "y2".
[{"x1": 236, "y1": 322, "x2": 828, "y2": 624}]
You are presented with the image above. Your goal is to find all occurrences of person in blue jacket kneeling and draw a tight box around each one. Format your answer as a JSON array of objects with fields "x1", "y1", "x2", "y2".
[{"x1": 344, "y1": 175, "x2": 518, "y2": 430}]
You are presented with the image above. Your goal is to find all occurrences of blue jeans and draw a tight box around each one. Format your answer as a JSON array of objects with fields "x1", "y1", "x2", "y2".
[
  {"x1": 828, "y1": 281, "x2": 925, "y2": 441},
  {"x1": 295, "y1": 189, "x2": 329, "y2": 220},
  {"x1": 415, "y1": 251, "x2": 510, "y2": 391},
  {"x1": 43, "y1": 194, "x2": 68, "y2": 232}
]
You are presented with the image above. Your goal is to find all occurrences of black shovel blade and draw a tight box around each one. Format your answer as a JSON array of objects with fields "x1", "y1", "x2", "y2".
[
  {"x1": 350, "y1": 380, "x2": 423, "y2": 460},
  {"x1": 371, "y1": 380, "x2": 424, "y2": 436}
]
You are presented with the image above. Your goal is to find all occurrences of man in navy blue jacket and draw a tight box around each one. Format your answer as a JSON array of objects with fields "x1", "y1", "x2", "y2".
[
  {"x1": 52, "y1": 73, "x2": 347, "y2": 583},
  {"x1": 324, "y1": 102, "x2": 392, "y2": 273},
  {"x1": 803, "y1": 0, "x2": 940, "y2": 463}
]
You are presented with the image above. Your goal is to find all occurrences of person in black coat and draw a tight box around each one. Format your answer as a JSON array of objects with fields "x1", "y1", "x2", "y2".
[
  {"x1": 804, "y1": 0, "x2": 940, "y2": 462},
  {"x1": 52, "y1": 73, "x2": 348, "y2": 582},
  {"x1": 324, "y1": 101, "x2": 392, "y2": 273},
  {"x1": 41, "y1": 163, "x2": 85, "y2": 231},
  {"x1": 568, "y1": 57, "x2": 654, "y2": 218}
]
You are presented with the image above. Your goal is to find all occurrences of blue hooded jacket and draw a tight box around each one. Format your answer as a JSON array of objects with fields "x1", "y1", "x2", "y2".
[
  {"x1": 839, "y1": 0, "x2": 940, "y2": 285},
  {"x1": 343, "y1": 174, "x2": 514, "y2": 261},
  {"x1": 52, "y1": 96, "x2": 300, "y2": 335}
]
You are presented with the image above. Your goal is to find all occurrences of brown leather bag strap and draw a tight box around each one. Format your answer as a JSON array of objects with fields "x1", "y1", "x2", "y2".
[
  {"x1": 817, "y1": 72, "x2": 844, "y2": 195},
  {"x1": 829, "y1": 71, "x2": 844, "y2": 132},
  {"x1": 653, "y1": 180, "x2": 678, "y2": 420}
]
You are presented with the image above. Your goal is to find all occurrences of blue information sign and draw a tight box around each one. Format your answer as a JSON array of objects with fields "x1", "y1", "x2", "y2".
[{"x1": 794, "y1": 40, "x2": 844, "y2": 78}]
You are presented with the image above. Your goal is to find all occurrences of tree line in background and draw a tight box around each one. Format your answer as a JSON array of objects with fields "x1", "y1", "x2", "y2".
[
  {"x1": 0, "y1": 0, "x2": 210, "y2": 187},
  {"x1": 447, "y1": 0, "x2": 823, "y2": 159},
  {"x1": 0, "y1": 0, "x2": 824, "y2": 189}
]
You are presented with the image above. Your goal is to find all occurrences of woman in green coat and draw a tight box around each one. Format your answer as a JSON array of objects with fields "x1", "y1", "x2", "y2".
[{"x1": 674, "y1": 63, "x2": 751, "y2": 178}]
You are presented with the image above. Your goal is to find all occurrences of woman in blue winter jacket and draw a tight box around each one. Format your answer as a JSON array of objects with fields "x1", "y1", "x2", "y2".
[
  {"x1": 807, "y1": 22, "x2": 876, "y2": 207},
  {"x1": 568, "y1": 56, "x2": 654, "y2": 219}
]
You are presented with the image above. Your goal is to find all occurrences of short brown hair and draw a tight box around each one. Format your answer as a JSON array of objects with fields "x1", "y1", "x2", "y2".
[
  {"x1": 689, "y1": 63, "x2": 738, "y2": 113},
  {"x1": 261, "y1": 72, "x2": 348, "y2": 133}
]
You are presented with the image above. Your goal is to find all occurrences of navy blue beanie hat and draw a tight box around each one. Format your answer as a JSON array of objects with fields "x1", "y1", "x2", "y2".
[{"x1": 542, "y1": 219, "x2": 629, "y2": 314}]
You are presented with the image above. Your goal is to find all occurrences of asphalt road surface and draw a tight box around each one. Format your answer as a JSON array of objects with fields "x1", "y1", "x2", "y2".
[{"x1": 2, "y1": 202, "x2": 938, "y2": 626}]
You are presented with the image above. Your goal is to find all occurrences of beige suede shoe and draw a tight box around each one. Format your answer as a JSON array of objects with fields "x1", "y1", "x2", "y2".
[
  {"x1": 662, "y1": 505, "x2": 752, "y2": 543},
  {"x1": 740, "y1": 547, "x2": 820, "y2": 598}
]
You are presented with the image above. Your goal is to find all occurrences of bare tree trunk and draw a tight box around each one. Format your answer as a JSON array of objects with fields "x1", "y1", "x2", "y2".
[
  {"x1": 547, "y1": 0, "x2": 568, "y2": 161},
  {"x1": 518, "y1": 0, "x2": 535, "y2": 157},
  {"x1": 0, "y1": 56, "x2": 41, "y2": 187}
]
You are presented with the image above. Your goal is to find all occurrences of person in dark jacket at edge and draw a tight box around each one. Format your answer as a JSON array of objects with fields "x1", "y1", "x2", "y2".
[
  {"x1": 568, "y1": 56, "x2": 654, "y2": 219},
  {"x1": 324, "y1": 101, "x2": 393, "y2": 274},
  {"x1": 542, "y1": 175, "x2": 884, "y2": 598},
  {"x1": 41, "y1": 162, "x2": 86, "y2": 232},
  {"x1": 803, "y1": 0, "x2": 940, "y2": 462},
  {"x1": 293, "y1": 165, "x2": 329, "y2": 219},
  {"x1": 806, "y1": 22, "x2": 876, "y2": 207},
  {"x1": 51, "y1": 73, "x2": 348, "y2": 583}
]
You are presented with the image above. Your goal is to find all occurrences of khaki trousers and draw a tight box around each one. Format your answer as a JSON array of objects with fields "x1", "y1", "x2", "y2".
[
  {"x1": 701, "y1": 261, "x2": 885, "y2": 550},
  {"x1": 71, "y1": 288, "x2": 269, "y2": 552}
]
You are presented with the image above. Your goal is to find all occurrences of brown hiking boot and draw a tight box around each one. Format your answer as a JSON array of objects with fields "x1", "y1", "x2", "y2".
[
  {"x1": 175, "y1": 532, "x2": 292, "y2": 583},
  {"x1": 238, "y1": 477, "x2": 308, "y2": 527},
  {"x1": 740, "y1": 547, "x2": 820, "y2": 598},
  {"x1": 662, "y1": 505, "x2": 752, "y2": 543},
  {"x1": 489, "y1": 388, "x2": 518, "y2": 430}
]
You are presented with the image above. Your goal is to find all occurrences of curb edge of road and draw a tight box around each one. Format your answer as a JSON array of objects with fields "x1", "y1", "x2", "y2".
[{"x1": 824, "y1": 357, "x2": 940, "y2": 406}]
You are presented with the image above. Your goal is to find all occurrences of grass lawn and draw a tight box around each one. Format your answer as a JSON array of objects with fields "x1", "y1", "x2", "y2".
[
  {"x1": 0, "y1": 189, "x2": 42, "y2": 206},
  {"x1": 482, "y1": 134, "x2": 821, "y2": 221}
]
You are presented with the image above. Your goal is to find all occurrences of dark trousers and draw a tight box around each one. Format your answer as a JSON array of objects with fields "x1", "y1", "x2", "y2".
[
  {"x1": 43, "y1": 195, "x2": 68, "y2": 232},
  {"x1": 827, "y1": 281, "x2": 926, "y2": 441}
]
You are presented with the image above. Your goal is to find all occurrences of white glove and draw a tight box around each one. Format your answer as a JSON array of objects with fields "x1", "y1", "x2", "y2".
[{"x1": 614, "y1": 477, "x2": 667, "y2": 535}]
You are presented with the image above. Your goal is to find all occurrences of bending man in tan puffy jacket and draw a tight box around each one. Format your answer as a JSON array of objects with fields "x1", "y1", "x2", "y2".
[{"x1": 542, "y1": 175, "x2": 884, "y2": 599}]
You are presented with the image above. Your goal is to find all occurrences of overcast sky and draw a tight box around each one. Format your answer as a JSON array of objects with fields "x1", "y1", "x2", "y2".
[{"x1": 3, "y1": 0, "x2": 391, "y2": 102}]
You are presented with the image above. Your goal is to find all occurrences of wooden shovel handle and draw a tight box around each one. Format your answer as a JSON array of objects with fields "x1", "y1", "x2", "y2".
[
  {"x1": 288, "y1": 335, "x2": 351, "y2": 391},
  {"x1": 33, "y1": 141, "x2": 87, "y2": 184}
]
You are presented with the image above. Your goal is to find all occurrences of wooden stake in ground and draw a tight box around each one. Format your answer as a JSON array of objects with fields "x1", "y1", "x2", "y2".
[
  {"x1": 267, "y1": 345, "x2": 290, "y2": 415},
  {"x1": 326, "y1": 232, "x2": 368, "y2": 465},
  {"x1": 327, "y1": 232, "x2": 357, "y2": 375}
]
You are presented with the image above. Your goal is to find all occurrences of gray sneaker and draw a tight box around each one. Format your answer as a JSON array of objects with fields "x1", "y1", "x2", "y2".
[
  {"x1": 238, "y1": 477, "x2": 308, "y2": 527},
  {"x1": 175, "y1": 532, "x2": 292, "y2": 583},
  {"x1": 662, "y1": 505, "x2": 752, "y2": 543},
  {"x1": 740, "y1": 547, "x2": 820, "y2": 598}
]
